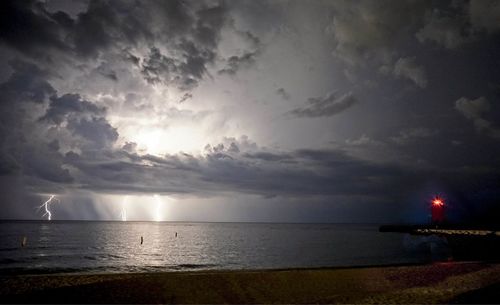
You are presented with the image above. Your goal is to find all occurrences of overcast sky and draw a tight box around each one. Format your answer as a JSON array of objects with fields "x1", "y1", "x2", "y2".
[{"x1": 1, "y1": 0, "x2": 499, "y2": 222}]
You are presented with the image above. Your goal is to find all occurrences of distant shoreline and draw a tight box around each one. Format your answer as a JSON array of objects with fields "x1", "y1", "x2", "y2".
[{"x1": 2, "y1": 261, "x2": 499, "y2": 304}]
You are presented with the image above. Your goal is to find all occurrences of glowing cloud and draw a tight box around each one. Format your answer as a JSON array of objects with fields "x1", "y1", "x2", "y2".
[{"x1": 119, "y1": 122, "x2": 206, "y2": 156}]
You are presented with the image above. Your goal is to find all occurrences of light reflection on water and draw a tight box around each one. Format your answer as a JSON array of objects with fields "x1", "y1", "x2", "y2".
[{"x1": 0, "y1": 221, "x2": 448, "y2": 275}]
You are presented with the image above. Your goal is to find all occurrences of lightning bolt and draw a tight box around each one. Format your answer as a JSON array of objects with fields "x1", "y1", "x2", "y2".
[
  {"x1": 37, "y1": 195, "x2": 58, "y2": 221},
  {"x1": 120, "y1": 208, "x2": 127, "y2": 221},
  {"x1": 120, "y1": 196, "x2": 128, "y2": 221},
  {"x1": 154, "y1": 194, "x2": 163, "y2": 222}
]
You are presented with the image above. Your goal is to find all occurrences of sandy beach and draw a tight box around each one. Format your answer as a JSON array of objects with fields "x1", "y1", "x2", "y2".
[{"x1": 1, "y1": 262, "x2": 500, "y2": 304}]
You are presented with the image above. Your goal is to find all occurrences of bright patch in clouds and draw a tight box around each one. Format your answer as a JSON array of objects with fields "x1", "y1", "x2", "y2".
[{"x1": 117, "y1": 120, "x2": 207, "y2": 155}]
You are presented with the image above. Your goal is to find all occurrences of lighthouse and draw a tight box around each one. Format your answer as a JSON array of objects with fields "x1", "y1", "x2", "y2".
[{"x1": 431, "y1": 197, "x2": 445, "y2": 224}]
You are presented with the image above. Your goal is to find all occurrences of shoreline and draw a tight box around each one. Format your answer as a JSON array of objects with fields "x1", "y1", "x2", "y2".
[
  {"x1": 0, "y1": 260, "x2": 443, "y2": 277},
  {"x1": 2, "y1": 261, "x2": 500, "y2": 304}
]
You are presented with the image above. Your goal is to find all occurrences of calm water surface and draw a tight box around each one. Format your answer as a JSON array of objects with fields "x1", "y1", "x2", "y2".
[{"x1": 0, "y1": 221, "x2": 449, "y2": 275}]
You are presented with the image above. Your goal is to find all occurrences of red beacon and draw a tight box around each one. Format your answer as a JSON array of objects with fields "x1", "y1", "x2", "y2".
[{"x1": 431, "y1": 197, "x2": 445, "y2": 224}]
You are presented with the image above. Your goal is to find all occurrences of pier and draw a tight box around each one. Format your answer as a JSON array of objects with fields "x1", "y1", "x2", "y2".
[{"x1": 380, "y1": 224, "x2": 500, "y2": 260}]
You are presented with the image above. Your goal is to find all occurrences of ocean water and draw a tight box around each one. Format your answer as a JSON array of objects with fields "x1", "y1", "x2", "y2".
[{"x1": 0, "y1": 221, "x2": 450, "y2": 275}]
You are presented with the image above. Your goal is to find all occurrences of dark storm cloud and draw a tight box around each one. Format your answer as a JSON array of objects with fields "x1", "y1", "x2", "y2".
[
  {"x1": 0, "y1": 1, "x2": 70, "y2": 57},
  {"x1": 140, "y1": 43, "x2": 215, "y2": 90},
  {"x1": 0, "y1": 58, "x2": 118, "y2": 191},
  {"x1": 330, "y1": 0, "x2": 500, "y2": 61},
  {"x1": 416, "y1": 6, "x2": 472, "y2": 49},
  {"x1": 56, "y1": 142, "x2": 425, "y2": 201},
  {"x1": 192, "y1": 4, "x2": 227, "y2": 48},
  {"x1": 70, "y1": 0, "x2": 120, "y2": 57},
  {"x1": 455, "y1": 96, "x2": 500, "y2": 138},
  {"x1": 0, "y1": 61, "x2": 119, "y2": 151},
  {"x1": 135, "y1": 2, "x2": 229, "y2": 89},
  {"x1": 289, "y1": 92, "x2": 358, "y2": 118},
  {"x1": 276, "y1": 88, "x2": 291, "y2": 100},
  {"x1": 41, "y1": 94, "x2": 105, "y2": 124},
  {"x1": 243, "y1": 152, "x2": 293, "y2": 162},
  {"x1": 0, "y1": 153, "x2": 19, "y2": 176},
  {"x1": 23, "y1": 148, "x2": 74, "y2": 184},
  {"x1": 122, "y1": 142, "x2": 138, "y2": 153},
  {"x1": 218, "y1": 29, "x2": 261, "y2": 75},
  {"x1": 43, "y1": 99, "x2": 118, "y2": 150},
  {"x1": 328, "y1": 0, "x2": 500, "y2": 90},
  {"x1": 0, "y1": 60, "x2": 55, "y2": 104},
  {"x1": 328, "y1": 0, "x2": 429, "y2": 66},
  {"x1": 241, "y1": 31, "x2": 260, "y2": 47},
  {"x1": 0, "y1": 60, "x2": 59, "y2": 183},
  {"x1": 55, "y1": 137, "x2": 500, "y2": 224},
  {"x1": 455, "y1": 96, "x2": 491, "y2": 132},
  {"x1": 392, "y1": 57, "x2": 427, "y2": 88},
  {"x1": 139, "y1": 2, "x2": 229, "y2": 89},
  {"x1": 95, "y1": 64, "x2": 118, "y2": 81},
  {"x1": 0, "y1": 0, "x2": 230, "y2": 89},
  {"x1": 67, "y1": 117, "x2": 118, "y2": 148},
  {"x1": 469, "y1": 0, "x2": 500, "y2": 32},
  {"x1": 47, "y1": 139, "x2": 60, "y2": 151},
  {"x1": 3, "y1": 112, "x2": 434, "y2": 201},
  {"x1": 140, "y1": 47, "x2": 178, "y2": 84},
  {"x1": 218, "y1": 51, "x2": 258, "y2": 75},
  {"x1": 0, "y1": 0, "x2": 205, "y2": 59},
  {"x1": 390, "y1": 128, "x2": 438, "y2": 145},
  {"x1": 0, "y1": 100, "x2": 74, "y2": 186},
  {"x1": 178, "y1": 93, "x2": 193, "y2": 103}
]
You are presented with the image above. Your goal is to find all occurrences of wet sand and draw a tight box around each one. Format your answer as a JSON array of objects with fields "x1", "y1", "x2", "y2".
[{"x1": 1, "y1": 262, "x2": 500, "y2": 304}]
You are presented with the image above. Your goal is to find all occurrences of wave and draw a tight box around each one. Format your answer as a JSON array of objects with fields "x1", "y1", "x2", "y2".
[{"x1": 174, "y1": 263, "x2": 219, "y2": 269}]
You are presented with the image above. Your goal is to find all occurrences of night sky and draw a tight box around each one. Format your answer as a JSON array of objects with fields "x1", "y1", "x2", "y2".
[{"x1": 1, "y1": 0, "x2": 499, "y2": 223}]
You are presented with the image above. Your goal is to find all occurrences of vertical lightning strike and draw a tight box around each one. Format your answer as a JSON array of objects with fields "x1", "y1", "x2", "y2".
[
  {"x1": 120, "y1": 208, "x2": 127, "y2": 221},
  {"x1": 37, "y1": 195, "x2": 57, "y2": 221},
  {"x1": 154, "y1": 195, "x2": 163, "y2": 222},
  {"x1": 120, "y1": 196, "x2": 128, "y2": 221}
]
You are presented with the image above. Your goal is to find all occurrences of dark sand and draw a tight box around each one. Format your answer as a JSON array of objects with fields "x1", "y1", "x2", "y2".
[{"x1": 1, "y1": 262, "x2": 500, "y2": 304}]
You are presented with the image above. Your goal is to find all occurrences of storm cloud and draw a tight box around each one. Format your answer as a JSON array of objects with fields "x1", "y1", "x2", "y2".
[
  {"x1": 1, "y1": 0, "x2": 500, "y2": 222},
  {"x1": 289, "y1": 92, "x2": 358, "y2": 118}
]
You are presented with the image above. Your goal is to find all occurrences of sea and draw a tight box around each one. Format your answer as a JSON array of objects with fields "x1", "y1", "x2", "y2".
[{"x1": 0, "y1": 221, "x2": 451, "y2": 275}]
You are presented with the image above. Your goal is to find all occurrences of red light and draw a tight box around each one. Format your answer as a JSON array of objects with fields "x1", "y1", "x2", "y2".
[
  {"x1": 431, "y1": 196, "x2": 445, "y2": 224},
  {"x1": 432, "y1": 198, "x2": 444, "y2": 206}
]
